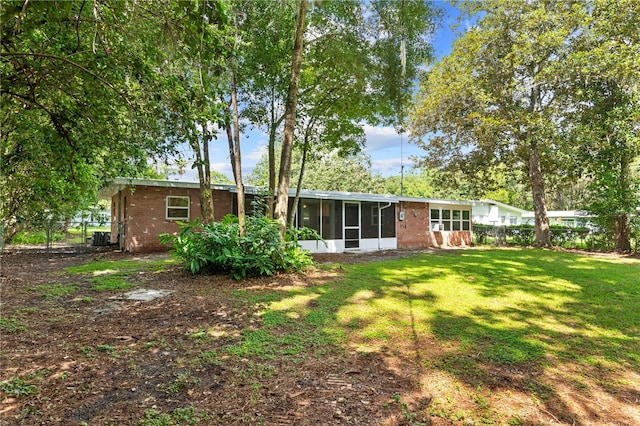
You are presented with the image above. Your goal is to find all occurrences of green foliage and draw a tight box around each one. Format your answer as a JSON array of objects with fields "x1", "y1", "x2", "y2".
[
  {"x1": 0, "y1": 377, "x2": 38, "y2": 397},
  {"x1": 139, "y1": 406, "x2": 209, "y2": 426},
  {"x1": 475, "y1": 224, "x2": 592, "y2": 248},
  {"x1": 0, "y1": 316, "x2": 28, "y2": 333},
  {"x1": 160, "y1": 216, "x2": 316, "y2": 279},
  {"x1": 10, "y1": 230, "x2": 65, "y2": 245},
  {"x1": 89, "y1": 275, "x2": 133, "y2": 292},
  {"x1": 247, "y1": 149, "x2": 386, "y2": 194},
  {"x1": 31, "y1": 283, "x2": 79, "y2": 298}
]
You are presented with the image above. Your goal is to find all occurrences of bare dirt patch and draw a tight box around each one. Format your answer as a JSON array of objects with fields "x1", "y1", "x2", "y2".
[{"x1": 1, "y1": 250, "x2": 427, "y2": 425}]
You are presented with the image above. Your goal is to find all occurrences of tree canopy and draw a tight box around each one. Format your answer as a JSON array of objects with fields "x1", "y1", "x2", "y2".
[
  {"x1": 410, "y1": 0, "x2": 639, "y2": 250},
  {"x1": 1, "y1": 0, "x2": 230, "y2": 239}
]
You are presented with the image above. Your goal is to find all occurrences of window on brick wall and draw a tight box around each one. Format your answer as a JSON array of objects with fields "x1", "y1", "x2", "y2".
[
  {"x1": 166, "y1": 196, "x2": 190, "y2": 220},
  {"x1": 431, "y1": 207, "x2": 471, "y2": 231}
]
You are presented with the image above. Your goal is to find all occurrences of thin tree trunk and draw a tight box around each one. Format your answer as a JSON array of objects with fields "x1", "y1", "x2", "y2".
[
  {"x1": 194, "y1": 131, "x2": 215, "y2": 224},
  {"x1": 274, "y1": 0, "x2": 309, "y2": 237},
  {"x1": 289, "y1": 118, "x2": 315, "y2": 228},
  {"x1": 267, "y1": 98, "x2": 284, "y2": 218},
  {"x1": 226, "y1": 70, "x2": 246, "y2": 236},
  {"x1": 288, "y1": 126, "x2": 311, "y2": 228},
  {"x1": 528, "y1": 140, "x2": 551, "y2": 247}
]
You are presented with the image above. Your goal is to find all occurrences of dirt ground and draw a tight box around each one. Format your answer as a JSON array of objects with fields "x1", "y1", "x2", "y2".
[
  {"x1": 1, "y1": 248, "x2": 437, "y2": 426},
  {"x1": 1, "y1": 247, "x2": 638, "y2": 425}
]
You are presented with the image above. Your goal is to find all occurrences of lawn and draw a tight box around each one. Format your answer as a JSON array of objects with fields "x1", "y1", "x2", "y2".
[{"x1": 1, "y1": 248, "x2": 638, "y2": 425}]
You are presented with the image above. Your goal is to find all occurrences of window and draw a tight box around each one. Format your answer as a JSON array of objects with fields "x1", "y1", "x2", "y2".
[
  {"x1": 381, "y1": 204, "x2": 396, "y2": 237},
  {"x1": 431, "y1": 207, "x2": 471, "y2": 231},
  {"x1": 463, "y1": 210, "x2": 471, "y2": 230},
  {"x1": 452, "y1": 210, "x2": 461, "y2": 231},
  {"x1": 430, "y1": 209, "x2": 440, "y2": 231},
  {"x1": 301, "y1": 199, "x2": 321, "y2": 233},
  {"x1": 442, "y1": 209, "x2": 451, "y2": 231},
  {"x1": 362, "y1": 202, "x2": 378, "y2": 238},
  {"x1": 166, "y1": 196, "x2": 190, "y2": 220}
]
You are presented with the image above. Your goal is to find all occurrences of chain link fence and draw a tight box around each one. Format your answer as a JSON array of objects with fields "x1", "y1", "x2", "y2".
[
  {"x1": 473, "y1": 224, "x2": 639, "y2": 253},
  {"x1": 1, "y1": 220, "x2": 116, "y2": 253}
]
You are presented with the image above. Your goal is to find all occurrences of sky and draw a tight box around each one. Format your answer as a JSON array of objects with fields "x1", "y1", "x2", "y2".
[{"x1": 170, "y1": 2, "x2": 462, "y2": 183}]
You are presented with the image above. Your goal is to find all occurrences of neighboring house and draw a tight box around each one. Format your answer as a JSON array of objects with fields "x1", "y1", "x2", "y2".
[
  {"x1": 471, "y1": 200, "x2": 528, "y2": 226},
  {"x1": 522, "y1": 210, "x2": 592, "y2": 228},
  {"x1": 472, "y1": 199, "x2": 593, "y2": 228},
  {"x1": 99, "y1": 178, "x2": 474, "y2": 253}
]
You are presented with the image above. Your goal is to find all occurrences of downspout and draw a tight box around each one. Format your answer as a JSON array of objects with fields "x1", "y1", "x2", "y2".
[
  {"x1": 117, "y1": 189, "x2": 123, "y2": 251},
  {"x1": 378, "y1": 202, "x2": 393, "y2": 250}
]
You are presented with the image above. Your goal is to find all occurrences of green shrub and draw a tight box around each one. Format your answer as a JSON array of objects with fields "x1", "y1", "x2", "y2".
[{"x1": 159, "y1": 215, "x2": 318, "y2": 279}]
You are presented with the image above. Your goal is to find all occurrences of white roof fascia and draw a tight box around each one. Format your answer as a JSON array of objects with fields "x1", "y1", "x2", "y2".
[
  {"x1": 473, "y1": 199, "x2": 528, "y2": 214},
  {"x1": 401, "y1": 196, "x2": 473, "y2": 206},
  {"x1": 522, "y1": 210, "x2": 591, "y2": 218},
  {"x1": 100, "y1": 178, "x2": 474, "y2": 206}
]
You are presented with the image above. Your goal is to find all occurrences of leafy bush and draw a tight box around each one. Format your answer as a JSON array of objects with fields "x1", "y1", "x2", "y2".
[
  {"x1": 506, "y1": 225, "x2": 535, "y2": 246},
  {"x1": 159, "y1": 215, "x2": 319, "y2": 279}
]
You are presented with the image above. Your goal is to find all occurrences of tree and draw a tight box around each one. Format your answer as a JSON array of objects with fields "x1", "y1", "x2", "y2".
[
  {"x1": 410, "y1": 0, "x2": 589, "y2": 247},
  {"x1": 247, "y1": 148, "x2": 385, "y2": 194},
  {"x1": 269, "y1": 0, "x2": 437, "y2": 235},
  {"x1": 274, "y1": 0, "x2": 309, "y2": 236},
  {"x1": 563, "y1": 0, "x2": 640, "y2": 252},
  {"x1": 236, "y1": 0, "x2": 296, "y2": 218},
  {"x1": 1, "y1": 1, "x2": 180, "y2": 240},
  {"x1": 158, "y1": 0, "x2": 232, "y2": 225}
]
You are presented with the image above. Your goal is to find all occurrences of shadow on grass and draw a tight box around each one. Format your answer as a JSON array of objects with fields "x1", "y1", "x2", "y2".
[{"x1": 230, "y1": 248, "x2": 639, "y2": 424}]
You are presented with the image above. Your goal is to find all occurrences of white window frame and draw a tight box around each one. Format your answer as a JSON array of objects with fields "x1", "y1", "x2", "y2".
[
  {"x1": 431, "y1": 207, "x2": 471, "y2": 231},
  {"x1": 166, "y1": 196, "x2": 190, "y2": 220}
]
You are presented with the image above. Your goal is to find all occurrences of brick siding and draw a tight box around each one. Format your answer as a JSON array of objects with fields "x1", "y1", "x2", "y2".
[{"x1": 111, "y1": 186, "x2": 233, "y2": 252}]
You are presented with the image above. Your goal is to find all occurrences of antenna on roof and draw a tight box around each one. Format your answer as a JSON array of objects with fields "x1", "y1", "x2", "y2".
[{"x1": 399, "y1": 0, "x2": 406, "y2": 197}]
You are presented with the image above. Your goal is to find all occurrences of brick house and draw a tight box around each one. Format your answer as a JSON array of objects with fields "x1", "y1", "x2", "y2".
[{"x1": 99, "y1": 178, "x2": 473, "y2": 253}]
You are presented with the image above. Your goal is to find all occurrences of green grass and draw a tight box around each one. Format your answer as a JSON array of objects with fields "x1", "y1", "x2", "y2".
[
  {"x1": 65, "y1": 257, "x2": 176, "y2": 275},
  {"x1": 62, "y1": 257, "x2": 178, "y2": 292},
  {"x1": 138, "y1": 406, "x2": 209, "y2": 426},
  {"x1": 0, "y1": 317, "x2": 28, "y2": 333},
  {"x1": 89, "y1": 275, "x2": 133, "y2": 292},
  {"x1": 228, "y1": 248, "x2": 639, "y2": 411},
  {"x1": 31, "y1": 283, "x2": 79, "y2": 298}
]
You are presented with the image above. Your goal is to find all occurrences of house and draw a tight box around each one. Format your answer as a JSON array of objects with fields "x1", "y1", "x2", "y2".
[
  {"x1": 99, "y1": 178, "x2": 474, "y2": 253},
  {"x1": 472, "y1": 199, "x2": 594, "y2": 228},
  {"x1": 471, "y1": 199, "x2": 528, "y2": 226},
  {"x1": 522, "y1": 210, "x2": 592, "y2": 228}
]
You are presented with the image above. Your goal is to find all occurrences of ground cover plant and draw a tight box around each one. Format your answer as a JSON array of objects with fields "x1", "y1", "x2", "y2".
[{"x1": 1, "y1": 248, "x2": 638, "y2": 425}]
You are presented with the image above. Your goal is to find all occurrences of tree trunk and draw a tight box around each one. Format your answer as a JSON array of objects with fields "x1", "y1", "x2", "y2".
[
  {"x1": 194, "y1": 130, "x2": 215, "y2": 224},
  {"x1": 267, "y1": 99, "x2": 284, "y2": 218},
  {"x1": 227, "y1": 69, "x2": 246, "y2": 236},
  {"x1": 288, "y1": 122, "x2": 313, "y2": 228},
  {"x1": 613, "y1": 154, "x2": 632, "y2": 252},
  {"x1": 274, "y1": 0, "x2": 309, "y2": 237},
  {"x1": 613, "y1": 213, "x2": 632, "y2": 252},
  {"x1": 528, "y1": 141, "x2": 551, "y2": 247}
]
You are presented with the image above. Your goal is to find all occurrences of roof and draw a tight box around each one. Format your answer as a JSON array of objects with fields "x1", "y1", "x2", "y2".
[
  {"x1": 522, "y1": 210, "x2": 591, "y2": 218},
  {"x1": 471, "y1": 199, "x2": 528, "y2": 214},
  {"x1": 99, "y1": 177, "x2": 472, "y2": 206}
]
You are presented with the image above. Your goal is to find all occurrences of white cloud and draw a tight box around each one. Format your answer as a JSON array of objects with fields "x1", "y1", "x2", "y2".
[
  {"x1": 244, "y1": 143, "x2": 268, "y2": 162},
  {"x1": 363, "y1": 124, "x2": 403, "y2": 152},
  {"x1": 371, "y1": 156, "x2": 416, "y2": 176}
]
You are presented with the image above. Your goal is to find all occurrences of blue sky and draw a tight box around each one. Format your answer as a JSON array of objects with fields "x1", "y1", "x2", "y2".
[{"x1": 171, "y1": 2, "x2": 462, "y2": 183}]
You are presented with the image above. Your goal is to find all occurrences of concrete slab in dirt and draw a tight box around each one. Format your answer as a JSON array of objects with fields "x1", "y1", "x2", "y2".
[
  {"x1": 109, "y1": 289, "x2": 174, "y2": 301},
  {"x1": 92, "y1": 301, "x2": 124, "y2": 317}
]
